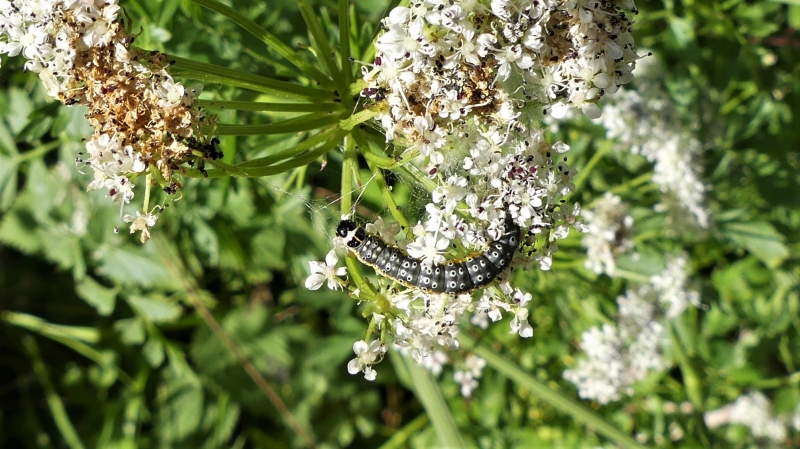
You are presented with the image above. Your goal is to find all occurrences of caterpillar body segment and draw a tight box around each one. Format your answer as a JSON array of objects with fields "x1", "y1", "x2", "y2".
[{"x1": 336, "y1": 216, "x2": 521, "y2": 294}]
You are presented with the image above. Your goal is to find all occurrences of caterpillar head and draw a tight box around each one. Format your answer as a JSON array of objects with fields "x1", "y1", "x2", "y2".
[{"x1": 336, "y1": 220, "x2": 365, "y2": 248}]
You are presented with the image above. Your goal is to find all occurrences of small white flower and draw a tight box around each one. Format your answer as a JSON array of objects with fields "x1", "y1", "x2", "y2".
[
  {"x1": 305, "y1": 250, "x2": 347, "y2": 290},
  {"x1": 454, "y1": 369, "x2": 478, "y2": 398},
  {"x1": 509, "y1": 290, "x2": 533, "y2": 338},
  {"x1": 347, "y1": 340, "x2": 387, "y2": 381},
  {"x1": 406, "y1": 233, "x2": 450, "y2": 266},
  {"x1": 123, "y1": 211, "x2": 158, "y2": 243}
]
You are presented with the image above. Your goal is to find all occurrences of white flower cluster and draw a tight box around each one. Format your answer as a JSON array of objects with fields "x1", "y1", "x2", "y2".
[
  {"x1": 347, "y1": 340, "x2": 387, "y2": 381},
  {"x1": 581, "y1": 192, "x2": 634, "y2": 276},
  {"x1": 310, "y1": 0, "x2": 640, "y2": 382},
  {"x1": 363, "y1": 0, "x2": 639, "y2": 173},
  {"x1": 563, "y1": 255, "x2": 699, "y2": 404},
  {"x1": 453, "y1": 354, "x2": 486, "y2": 398},
  {"x1": 704, "y1": 392, "x2": 788, "y2": 444},
  {"x1": 594, "y1": 55, "x2": 710, "y2": 231},
  {"x1": 1, "y1": 0, "x2": 212, "y2": 242},
  {"x1": 0, "y1": 0, "x2": 117, "y2": 74}
]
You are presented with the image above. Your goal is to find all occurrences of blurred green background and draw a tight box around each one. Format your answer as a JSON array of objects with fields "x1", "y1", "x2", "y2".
[{"x1": 1, "y1": 0, "x2": 799, "y2": 447}]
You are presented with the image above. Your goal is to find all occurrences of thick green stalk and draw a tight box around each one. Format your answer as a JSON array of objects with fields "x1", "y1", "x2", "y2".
[
  {"x1": 23, "y1": 336, "x2": 87, "y2": 449},
  {"x1": 461, "y1": 335, "x2": 648, "y2": 449},
  {"x1": 391, "y1": 353, "x2": 469, "y2": 448}
]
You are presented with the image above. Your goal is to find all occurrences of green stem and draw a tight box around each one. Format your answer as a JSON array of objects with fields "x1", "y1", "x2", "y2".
[
  {"x1": 143, "y1": 173, "x2": 152, "y2": 212},
  {"x1": 363, "y1": 0, "x2": 403, "y2": 63},
  {"x1": 751, "y1": 370, "x2": 800, "y2": 389},
  {"x1": 195, "y1": 100, "x2": 342, "y2": 113},
  {"x1": 196, "y1": 129, "x2": 347, "y2": 178},
  {"x1": 610, "y1": 172, "x2": 653, "y2": 196},
  {"x1": 573, "y1": 140, "x2": 612, "y2": 193},
  {"x1": 346, "y1": 256, "x2": 377, "y2": 296},
  {"x1": 169, "y1": 55, "x2": 327, "y2": 99},
  {"x1": 462, "y1": 335, "x2": 647, "y2": 449},
  {"x1": 297, "y1": 0, "x2": 345, "y2": 90},
  {"x1": 338, "y1": 0, "x2": 352, "y2": 87},
  {"x1": 363, "y1": 152, "x2": 409, "y2": 231},
  {"x1": 237, "y1": 127, "x2": 340, "y2": 168},
  {"x1": 341, "y1": 134, "x2": 357, "y2": 216},
  {"x1": 23, "y1": 336, "x2": 87, "y2": 449},
  {"x1": 17, "y1": 139, "x2": 62, "y2": 162},
  {"x1": 210, "y1": 114, "x2": 340, "y2": 135},
  {"x1": 3, "y1": 311, "x2": 98, "y2": 343},
  {"x1": 395, "y1": 354, "x2": 468, "y2": 448},
  {"x1": 613, "y1": 269, "x2": 651, "y2": 283},
  {"x1": 378, "y1": 414, "x2": 429, "y2": 449},
  {"x1": 396, "y1": 163, "x2": 437, "y2": 193},
  {"x1": 188, "y1": 0, "x2": 333, "y2": 87},
  {"x1": 351, "y1": 128, "x2": 401, "y2": 168},
  {"x1": 340, "y1": 108, "x2": 380, "y2": 130},
  {"x1": 3, "y1": 310, "x2": 134, "y2": 386},
  {"x1": 668, "y1": 322, "x2": 704, "y2": 408}
]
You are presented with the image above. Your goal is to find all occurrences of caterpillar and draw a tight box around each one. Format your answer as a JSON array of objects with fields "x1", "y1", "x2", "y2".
[{"x1": 336, "y1": 216, "x2": 521, "y2": 294}]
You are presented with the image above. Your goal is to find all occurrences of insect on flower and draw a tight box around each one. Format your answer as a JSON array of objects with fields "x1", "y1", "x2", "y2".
[{"x1": 336, "y1": 215, "x2": 520, "y2": 294}]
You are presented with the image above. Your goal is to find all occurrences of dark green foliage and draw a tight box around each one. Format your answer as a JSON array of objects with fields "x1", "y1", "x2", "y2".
[{"x1": 1, "y1": 1, "x2": 799, "y2": 448}]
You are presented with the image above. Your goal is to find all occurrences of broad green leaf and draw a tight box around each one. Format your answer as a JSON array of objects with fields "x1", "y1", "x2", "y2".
[
  {"x1": 126, "y1": 295, "x2": 183, "y2": 323},
  {"x1": 722, "y1": 221, "x2": 789, "y2": 268},
  {"x1": 76, "y1": 277, "x2": 118, "y2": 316},
  {"x1": 114, "y1": 318, "x2": 146, "y2": 345},
  {"x1": 0, "y1": 210, "x2": 42, "y2": 254},
  {"x1": 143, "y1": 339, "x2": 166, "y2": 367},
  {"x1": 790, "y1": 5, "x2": 800, "y2": 29},
  {"x1": 96, "y1": 246, "x2": 182, "y2": 289}
]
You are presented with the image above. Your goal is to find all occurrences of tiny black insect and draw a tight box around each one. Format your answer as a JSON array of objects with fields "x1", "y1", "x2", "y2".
[{"x1": 337, "y1": 216, "x2": 520, "y2": 294}]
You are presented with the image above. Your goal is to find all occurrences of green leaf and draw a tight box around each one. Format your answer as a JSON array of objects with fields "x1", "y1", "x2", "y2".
[
  {"x1": 390, "y1": 352, "x2": 468, "y2": 449},
  {"x1": 464, "y1": 336, "x2": 647, "y2": 449},
  {"x1": 76, "y1": 277, "x2": 118, "y2": 316},
  {"x1": 96, "y1": 246, "x2": 182, "y2": 289},
  {"x1": 115, "y1": 318, "x2": 146, "y2": 345},
  {"x1": 667, "y1": 16, "x2": 695, "y2": 49},
  {"x1": 126, "y1": 295, "x2": 183, "y2": 323},
  {"x1": 723, "y1": 221, "x2": 789, "y2": 268},
  {"x1": 0, "y1": 210, "x2": 42, "y2": 254},
  {"x1": 774, "y1": 387, "x2": 800, "y2": 414},
  {"x1": 790, "y1": 5, "x2": 800, "y2": 29},
  {"x1": 143, "y1": 339, "x2": 166, "y2": 367}
]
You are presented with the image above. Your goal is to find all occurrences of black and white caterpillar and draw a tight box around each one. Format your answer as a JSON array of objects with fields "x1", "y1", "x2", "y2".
[{"x1": 336, "y1": 216, "x2": 521, "y2": 294}]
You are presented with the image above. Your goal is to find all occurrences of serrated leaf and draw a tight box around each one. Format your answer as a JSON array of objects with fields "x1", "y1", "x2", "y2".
[
  {"x1": 157, "y1": 373, "x2": 204, "y2": 442},
  {"x1": 37, "y1": 230, "x2": 82, "y2": 271},
  {"x1": 76, "y1": 277, "x2": 118, "y2": 316},
  {"x1": 6, "y1": 87, "x2": 35, "y2": 134},
  {"x1": 0, "y1": 156, "x2": 18, "y2": 211},
  {"x1": 143, "y1": 339, "x2": 165, "y2": 367},
  {"x1": 115, "y1": 318, "x2": 145, "y2": 345},
  {"x1": 0, "y1": 210, "x2": 42, "y2": 254},
  {"x1": 96, "y1": 246, "x2": 182, "y2": 289},
  {"x1": 126, "y1": 295, "x2": 183, "y2": 323},
  {"x1": 0, "y1": 119, "x2": 18, "y2": 156},
  {"x1": 723, "y1": 221, "x2": 789, "y2": 268},
  {"x1": 251, "y1": 227, "x2": 286, "y2": 270}
]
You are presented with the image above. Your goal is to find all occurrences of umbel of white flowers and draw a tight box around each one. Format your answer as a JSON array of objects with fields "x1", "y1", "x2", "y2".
[{"x1": 0, "y1": 0, "x2": 215, "y2": 242}]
